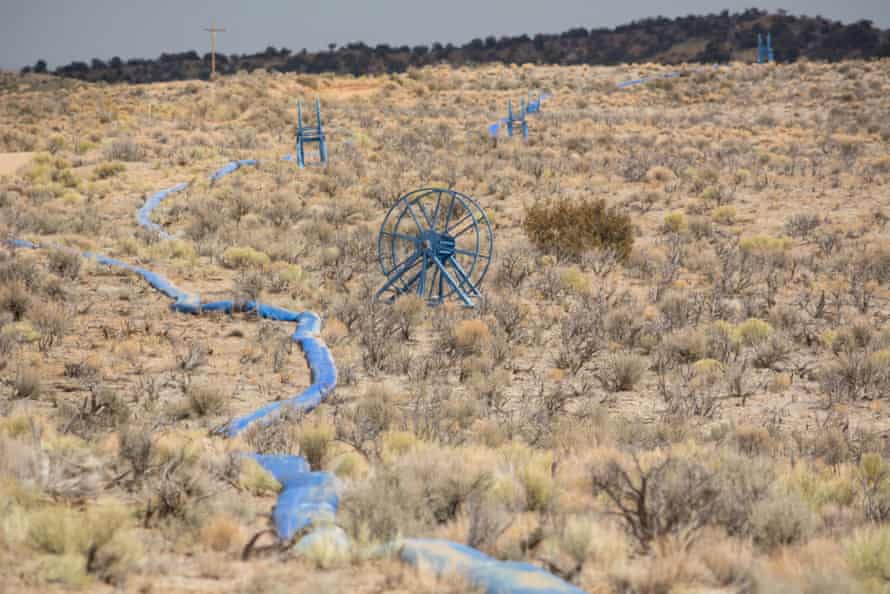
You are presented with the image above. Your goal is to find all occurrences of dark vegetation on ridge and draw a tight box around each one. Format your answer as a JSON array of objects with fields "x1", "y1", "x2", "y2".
[{"x1": 25, "y1": 9, "x2": 890, "y2": 84}]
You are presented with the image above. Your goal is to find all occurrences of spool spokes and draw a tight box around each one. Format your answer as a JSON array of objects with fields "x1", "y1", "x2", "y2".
[{"x1": 376, "y1": 189, "x2": 493, "y2": 307}]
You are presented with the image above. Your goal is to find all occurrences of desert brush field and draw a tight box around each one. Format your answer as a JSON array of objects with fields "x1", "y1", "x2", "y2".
[{"x1": 2, "y1": 59, "x2": 890, "y2": 593}]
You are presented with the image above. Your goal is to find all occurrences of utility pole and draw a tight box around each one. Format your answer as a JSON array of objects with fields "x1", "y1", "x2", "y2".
[{"x1": 203, "y1": 21, "x2": 226, "y2": 79}]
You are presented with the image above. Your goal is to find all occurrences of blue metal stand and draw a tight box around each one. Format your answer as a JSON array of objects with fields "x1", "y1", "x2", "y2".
[
  {"x1": 757, "y1": 33, "x2": 774, "y2": 64},
  {"x1": 296, "y1": 97, "x2": 327, "y2": 168},
  {"x1": 506, "y1": 99, "x2": 529, "y2": 140},
  {"x1": 487, "y1": 91, "x2": 550, "y2": 138}
]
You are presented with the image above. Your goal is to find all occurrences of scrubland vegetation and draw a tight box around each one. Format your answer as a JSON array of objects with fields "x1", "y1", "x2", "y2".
[{"x1": 2, "y1": 58, "x2": 890, "y2": 593}]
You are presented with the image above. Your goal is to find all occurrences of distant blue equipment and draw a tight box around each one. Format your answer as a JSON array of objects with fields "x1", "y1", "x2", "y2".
[
  {"x1": 757, "y1": 33, "x2": 774, "y2": 64},
  {"x1": 376, "y1": 188, "x2": 493, "y2": 307},
  {"x1": 526, "y1": 91, "x2": 548, "y2": 114},
  {"x1": 487, "y1": 91, "x2": 551, "y2": 138},
  {"x1": 295, "y1": 97, "x2": 328, "y2": 168},
  {"x1": 506, "y1": 99, "x2": 529, "y2": 140}
]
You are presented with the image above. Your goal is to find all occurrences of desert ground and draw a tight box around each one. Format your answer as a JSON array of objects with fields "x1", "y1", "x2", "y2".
[{"x1": 2, "y1": 59, "x2": 890, "y2": 593}]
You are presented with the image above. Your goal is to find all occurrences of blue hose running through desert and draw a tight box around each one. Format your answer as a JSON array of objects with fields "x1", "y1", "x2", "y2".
[
  {"x1": 616, "y1": 63, "x2": 722, "y2": 88},
  {"x1": 11, "y1": 157, "x2": 585, "y2": 594}
]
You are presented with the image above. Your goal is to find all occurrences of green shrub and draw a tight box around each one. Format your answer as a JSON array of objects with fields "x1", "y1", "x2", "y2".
[
  {"x1": 598, "y1": 352, "x2": 647, "y2": 392},
  {"x1": 750, "y1": 492, "x2": 816, "y2": 550},
  {"x1": 239, "y1": 458, "x2": 281, "y2": 495},
  {"x1": 846, "y1": 527, "x2": 890, "y2": 592},
  {"x1": 522, "y1": 198, "x2": 633, "y2": 262},
  {"x1": 297, "y1": 422, "x2": 335, "y2": 470},
  {"x1": 222, "y1": 246, "x2": 270, "y2": 269}
]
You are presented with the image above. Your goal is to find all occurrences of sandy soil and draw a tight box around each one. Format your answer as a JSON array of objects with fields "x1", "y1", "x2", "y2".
[{"x1": 0, "y1": 151, "x2": 34, "y2": 176}]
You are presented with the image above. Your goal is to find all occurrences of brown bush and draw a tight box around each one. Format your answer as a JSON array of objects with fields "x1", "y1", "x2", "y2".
[
  {"x1": 597, "y1": 352, "x2": 648, "y2": 392},
  {"x1": 523, "y1": 198, "x2": 633, "y2": 262},
  {"x1": 31, "y1": 302, "x2": 71, "y2": 353},
  {"x1": 47, "y1": 249, "x2": 81, "y2": 279},
  {"x1": 450, "y1": 319, "x2": 492, "y2": 356},
  {"x1": 13, "y1": 365, "x2": 42, "y2": 399},
  {"x1": 105, "y1": 138, "x2": 144, "y2": 161},
  {"x1": 0, "y1": 281, "x2": 30, "y2": 320},
  {"x1": 591, "y1": 453, "x2": 720, "y2": 552},
  {"x1": 200, "y1": 513, "x2": 241, "y2": 552}
]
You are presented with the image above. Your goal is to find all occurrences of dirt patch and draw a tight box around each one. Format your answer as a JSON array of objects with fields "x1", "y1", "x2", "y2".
[{"x1": 0, "y1": 151, "x2": 34, "y2": 176}]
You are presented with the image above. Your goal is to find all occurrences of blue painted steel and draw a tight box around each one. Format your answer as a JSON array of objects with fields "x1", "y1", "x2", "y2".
[
  {"x1": 758, "y1": 33, "x2": 774, "y2": 64},
  {"x1": 296, "y1": 97, "x2": 328, "y2": 168},
  {"x1": 505, "y1": 99, "x2": 529, "y2": 140},
  {"x1": 11, "y1": 153, "x2": 586, "y2": 593},
  {"x1": 526, "y1": 91, "x2": 548, "y2": 114},
  {"x1": 376, "y1": 188, "x2": 493, "y2": 307},
  {"x1": 488, "y1": 91, "x2": 551, "y2": 138},
  {"x1": 401, "y1": 539, "x2": 587, "y2": 594}
]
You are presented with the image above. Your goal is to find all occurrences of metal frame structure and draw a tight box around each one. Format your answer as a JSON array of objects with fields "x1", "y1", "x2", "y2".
[
  {"x1": 526, "y1": 91, "x2": 544, "y2": 114},
  {"x1": 757, "y1": 33, "x2": 774, "y2": 64},
  {"x1": 376, "y1": 188, "x2": 494, "y2": 307},
  {"x1": 296, "y1": 97, "x2": 328, "y2": 168},
  {"x1": 487, "y1": 91, "x2": 551, "y2": 138},
  {"x1": 506, "y1": 99, "x2": 529, "y2": 140}
]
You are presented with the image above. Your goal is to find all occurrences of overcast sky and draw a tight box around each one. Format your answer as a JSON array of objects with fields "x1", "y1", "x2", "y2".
[{"x1": 1, "y1": 0, "x2": 888, "y2": 70}]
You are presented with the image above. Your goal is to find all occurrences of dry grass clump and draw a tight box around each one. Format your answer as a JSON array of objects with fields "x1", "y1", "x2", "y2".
[
  {"x1": 47, "y1": 248, "x2": 81, "y2": 279},
  {"x1": 238, "y1": 457, "x2": 282, "y2": 495},
  {"x1": 450, "y1": 319, "x2": 492, "y2": 356},
  {"x1": 183, "y1": 383, "x2": 229, "y2": 418},
  {"x1": 12, "y1": 365, "x2": 42, "y2": 399},
  {"x1": 296, "y1": 421, "x2": 336, "y2": 470},
  {"x1": 200, "y1": 512, "x2": 242, "y2": 552},
  {"x1": 597, "y1": 352, "x2": 648, "y2": 392},
  {"x1": 92, "y1": 160, "x2": 126, "y2": 180},
  {"x1": 105, "y1": 137, "x2": 144, "y2": 161},
  {"x1": 20, "y1": 503, "x2": 137, "y2": 586},
  {"x1": 1, "y1": 280, "x2": 31, "y2": 320}
]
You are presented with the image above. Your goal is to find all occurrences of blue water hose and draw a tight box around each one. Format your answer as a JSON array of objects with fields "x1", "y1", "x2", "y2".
[{"x1": 11, "y1": 154, "x2": 589, "y2": 593}]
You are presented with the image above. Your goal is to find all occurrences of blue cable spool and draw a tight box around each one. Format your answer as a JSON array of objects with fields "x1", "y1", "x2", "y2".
[{"x1": 376, "y1": 188, "x2": 493, "y2": 307}]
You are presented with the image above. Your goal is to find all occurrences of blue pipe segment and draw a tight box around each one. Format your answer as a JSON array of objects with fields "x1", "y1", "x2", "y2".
[
  {"x1": 136, "y1": 182, "x2": 188, "y2": 240},
  {"x1": 616, "y1": 64, "x2": 721, "y2": 88},
  {"x1": 247, "y1": 455, "x2": 339, "y2": 540},
  {"x1": 401, "y1": 539, "x2": 587, "y2": 594},
  {"x1": 136, "y1": 160, "x2": 257, "y2": 239},
  {"x1": 10, "y1": 153, "x2": 588, "y2": 592}
]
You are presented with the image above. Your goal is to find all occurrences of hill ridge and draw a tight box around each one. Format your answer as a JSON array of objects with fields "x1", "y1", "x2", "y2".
[{"x1": 21, "y1": 9, "x2": 890, "y2": 84}]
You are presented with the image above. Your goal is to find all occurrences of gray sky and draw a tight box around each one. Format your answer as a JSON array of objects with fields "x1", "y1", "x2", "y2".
[{"x1": 1, "y1": 1, "x2": 889, "y2": 70}]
